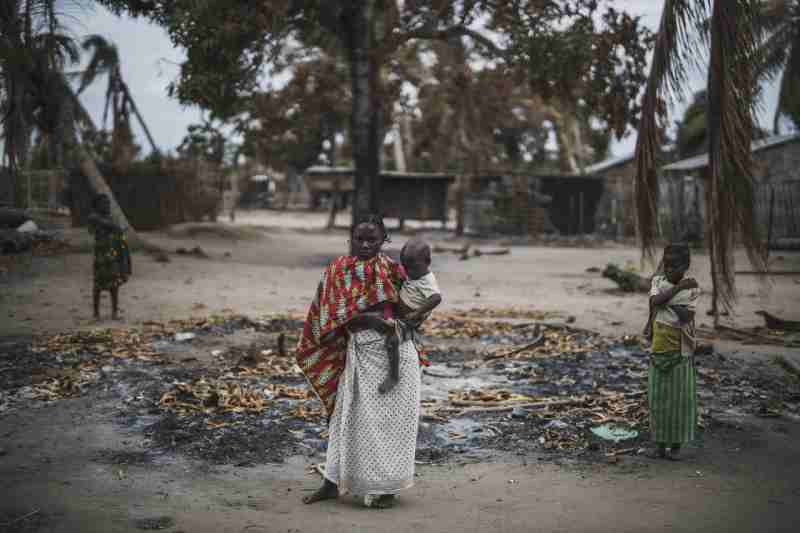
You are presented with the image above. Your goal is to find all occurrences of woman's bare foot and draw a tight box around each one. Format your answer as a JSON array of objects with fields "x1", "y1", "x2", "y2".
[
  {"x1": 371, "y1": 494, "x2": 395, "y2": 509},
  {"x1": 302, "y1": 480, "x2": 338, "y2": 504}
]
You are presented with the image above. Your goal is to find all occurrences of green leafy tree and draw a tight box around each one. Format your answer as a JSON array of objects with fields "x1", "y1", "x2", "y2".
[
  {"x1": 241, "y1": 55, "x2": 351, "y2": 175},
  {"x1": 98, "y1": 0, "x2": 652, "y2": 225}
]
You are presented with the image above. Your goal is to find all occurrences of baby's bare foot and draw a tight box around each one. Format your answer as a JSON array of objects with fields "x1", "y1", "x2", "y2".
[{"x1": 378, "y1": 376, "x2": 398, "y2": 394}]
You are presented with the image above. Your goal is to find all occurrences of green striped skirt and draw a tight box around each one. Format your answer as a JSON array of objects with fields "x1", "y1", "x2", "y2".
[{"x1": 648, "y1": 324, "x2": 697, "y2": 444}]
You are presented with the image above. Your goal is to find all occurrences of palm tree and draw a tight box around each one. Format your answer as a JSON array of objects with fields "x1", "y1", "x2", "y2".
[
  {"x1": 0, "y1": 0, "x2": 152, "y2": 248},
  {"x1": 635, "y1": 0, "x2": 767, "y2": 324},
  {"x1": 78, "y1": 34, "x2": 160, "y2": 164},
  {"x1": 755, "y1": 0, "x2": 800, "y2": 132},
  {"x1": 675, "y1": 90, "x2": 709, "y2": 158}
]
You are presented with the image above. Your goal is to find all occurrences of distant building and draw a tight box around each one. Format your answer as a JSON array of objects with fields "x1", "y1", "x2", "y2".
[
  {"x1": 660, "y1": 132, "x2": 800, "y2": 246},
  {"x1": 584, "y1": 154, "x2": 636, "y2": 238},
  {"x1": 303, "y1": 166, "x2": 455, "y2": 227}
]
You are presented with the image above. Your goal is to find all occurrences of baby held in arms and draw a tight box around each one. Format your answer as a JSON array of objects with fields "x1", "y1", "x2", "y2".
[{"x1": 379, "y1": 238, "x2": 442, "y2": 394}]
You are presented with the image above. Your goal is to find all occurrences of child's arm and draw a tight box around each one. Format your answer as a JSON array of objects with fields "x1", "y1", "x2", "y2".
[
  {"x1": 650, "y1": 278, "x2": 697, "y2": 307},
  {"x1": 88, "y1": 213, "x2": 122, "y2": 232}
]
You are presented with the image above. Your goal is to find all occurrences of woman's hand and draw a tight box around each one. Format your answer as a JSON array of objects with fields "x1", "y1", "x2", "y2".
[{"x1": 349, "y1": 312, "x2": 393, "y2": 335}]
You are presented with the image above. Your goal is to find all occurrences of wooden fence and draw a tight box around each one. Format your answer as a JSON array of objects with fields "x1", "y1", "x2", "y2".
[{"x1": 756, "y1": 181, "x2": 800, "y2": 245}]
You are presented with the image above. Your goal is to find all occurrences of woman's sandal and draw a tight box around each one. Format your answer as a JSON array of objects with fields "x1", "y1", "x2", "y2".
[
  {"x1": 302, "y1": 481, "x2": 338, "y2": 504},
  {"x1": 368, "y1": 494, "x2": 396, "y2": 509}
]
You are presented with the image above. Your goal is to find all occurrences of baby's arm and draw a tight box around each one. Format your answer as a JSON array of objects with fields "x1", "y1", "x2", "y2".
[{"x1": 404, "y1": 294, "x2": 442, "y2": 322}]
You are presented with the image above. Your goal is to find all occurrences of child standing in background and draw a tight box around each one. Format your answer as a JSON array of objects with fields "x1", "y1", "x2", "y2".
[
  {"x1": 88, "y1": 193, "x2": 131, "y2": 320},
  {"x1": 645, "y1": 242, "x2": 699, "y2": 460}
]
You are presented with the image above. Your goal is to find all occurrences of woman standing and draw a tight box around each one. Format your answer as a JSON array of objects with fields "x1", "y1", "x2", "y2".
[
  {"x1": 645, "y1": 243, "x2": 700, "y2": 460},
  {"x1": 296, "y1": 214, "x2": 424, "y2": 508}
]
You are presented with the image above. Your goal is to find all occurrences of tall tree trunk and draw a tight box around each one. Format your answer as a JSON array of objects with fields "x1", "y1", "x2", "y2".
[
  {"x1": 344, "y1": 0, "x2": 380, "y2": 226},
  {"x1": 392, "y1": 123, "x2": 406, "y2": 172},
  {"x1": 121, "y1": 81, "x2": 161, "y2": 158},
  {"x1": 554, "y1": 121, "x2": 579, "y2": 173},
  {"x1": 62, "y1": 84, "x2": 156, "y2": 251}
]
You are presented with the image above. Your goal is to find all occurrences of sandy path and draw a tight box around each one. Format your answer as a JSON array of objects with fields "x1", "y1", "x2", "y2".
[
  {"x1": 2, "y1": 211, "x2": 800, "y2": 532},
  {"x1": 1, "y1": 393, "x2": 798, "y2": 533},
  {"x1": 2, "y1": 210, "x2": 798, "y2": 360}
]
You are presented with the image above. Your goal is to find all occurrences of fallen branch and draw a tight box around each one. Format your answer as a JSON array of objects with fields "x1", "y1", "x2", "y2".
[
  {"x1": 484, "y1": 332, "x2": 545, "y2": 360},
  {"x1": 1, "y1": 509, "x2": 40, "y2": 527},
  {"x1": 433, "y1": 244, "x2": 470, "y2": 255},
  {"x1": 512, "y1": 321, "x2": 599, "y2": 336},
  {"x1": 423, "y1": 368, "x2": 463, "y2": 378},
  {"x1": 473, "y1": 248, "x2": 510, "y2": 257},
  {"x1": 755, "y1": 311, "x2": 800, "y2": 332},
  {"x1": 712, "y1": 325, "x2": 785, "y2": 346},
  {"x1": 774, "y1": 356, "x2": 800, "y2": 380},
  {"x1": 278, "y1": 333, "x2": 286, "y2": 358},
  {"x1": 440, "y1": 390, "x2": 645, "y2": 416},
  {"x1": 446, "y1": 396, "x2": 591, "y2": 415},
  {"x1": 421, "y1": 413, "x2": 448, "y2": 423},
  {"x1": 735, "y1": 270, "x2": 800, "y2": 276},
  {"x1": 602, "y1": 264, "x2": 650, "y2": 293},
  {"x1": 605, "y1": 447, "x2": 638, "y2": 457}
]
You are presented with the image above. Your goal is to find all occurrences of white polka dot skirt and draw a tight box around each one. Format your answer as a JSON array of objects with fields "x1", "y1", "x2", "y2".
[{"x1": 324, "y1": 329, "x2": 421, "y2": 496}]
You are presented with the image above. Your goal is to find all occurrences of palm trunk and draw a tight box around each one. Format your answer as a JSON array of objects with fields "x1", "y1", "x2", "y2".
[
  {"x1": 392, "y1": 123, "x2": 406, "y2": 172},
  {"x1": 61, "y1": 80, "x2": 156, "y2": 251},
  {"x1": 554, "y1": 112, "x2": 579, "y2": 174},
  {"x1": 121, "y1": 80, "x2": 160, "y2": 158}
]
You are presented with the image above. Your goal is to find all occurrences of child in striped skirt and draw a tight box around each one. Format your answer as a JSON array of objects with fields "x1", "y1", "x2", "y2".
[{"x1": 645, "y1": 243, "x2": 699, "y2": 460}]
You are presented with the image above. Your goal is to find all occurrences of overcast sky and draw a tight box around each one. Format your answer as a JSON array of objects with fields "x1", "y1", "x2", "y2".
[{"x1": 73, "y1": 1, "x2": 785, "y2": 161}]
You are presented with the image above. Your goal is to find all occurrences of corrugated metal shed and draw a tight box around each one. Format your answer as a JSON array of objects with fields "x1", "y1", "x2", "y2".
[
  {"x1": 583, "y1": 154, "x2": 634, "y2": 174},
  {"x1": 661, "y1": 133, "x2": 800, "y2": 172}
]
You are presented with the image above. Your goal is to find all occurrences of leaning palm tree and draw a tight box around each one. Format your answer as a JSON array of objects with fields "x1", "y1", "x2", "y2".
[
  {"x1": 754, "y1": 0, "x2": 800, "y2": 132},
  {"x1": 0, "y1": 0, "x2": 152, "y2": 248},
  {"x1": 78, "y1": 34, "x2": 160, "y2": 163},
  {"x1": 635, "y1": 0, "x2": 767, "y2": 325}
]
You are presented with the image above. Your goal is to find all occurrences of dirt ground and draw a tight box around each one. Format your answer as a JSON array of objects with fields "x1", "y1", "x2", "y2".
[{"x1": 1, "y1": 209, "x2": 799, "y2": 532}]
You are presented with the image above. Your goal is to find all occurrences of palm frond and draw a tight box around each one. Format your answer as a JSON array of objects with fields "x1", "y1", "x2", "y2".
[
  {"x1": 753, "y1": 24, "x2": 793, "y2": 83},
  {"x1": 774, "y1": 30, "x2": 800, "y2": 130},
  {"x1": 706, "y1": 0, "x2": 766, "y2": 314},
  {"x1": 78, "y1": 34, "x2": 119, "y2": 93},
  {"x1": 634, "y1": 0, "x2": 711, "y2": 260}
]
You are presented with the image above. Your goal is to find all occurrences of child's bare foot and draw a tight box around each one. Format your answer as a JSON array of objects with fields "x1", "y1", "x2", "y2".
[
  {"x1": 302, "y1": 481, "x2": 338, "y2": 504},
  {"x1": 666, "y1": 445, "x2": 681, "y2": 461},
  {"x1": 645, "y1": 445, "x2": 667, "y2": 459},
  {"x1": 371, "y1": 494, "x2": 395, "y2": 509},
  {"x1": 378, "y1": 376, "x2": 398, "y2": 394}
]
